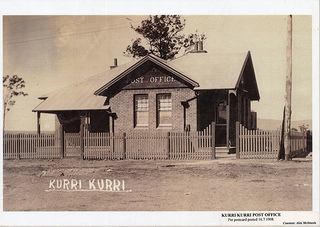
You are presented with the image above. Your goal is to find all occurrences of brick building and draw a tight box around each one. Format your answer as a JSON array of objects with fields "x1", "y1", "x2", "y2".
[{"x1": 33, "y1": 44, "x2": 260, "y2": 147}]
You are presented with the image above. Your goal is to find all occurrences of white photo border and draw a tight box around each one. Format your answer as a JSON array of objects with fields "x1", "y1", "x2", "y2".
[{"x1": 0, "y1": 0, "x2": 318, "y2": 226}]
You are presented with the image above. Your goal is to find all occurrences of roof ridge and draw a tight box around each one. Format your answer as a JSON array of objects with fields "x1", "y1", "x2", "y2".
[
  {"x1": 83, "y1": 58, "x2": 140, "y2": 82},
  {"x1": 94, "y1": 54, "x2": 199, "y2": 96},
  {"x1": 39, "y1": 58, "x2": 139, "y2": 99}
]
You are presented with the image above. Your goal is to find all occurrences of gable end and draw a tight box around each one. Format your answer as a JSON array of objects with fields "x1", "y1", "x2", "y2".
[
  {"x1": 235, "y1": 51, "x2": 260, "y2": 101},
  {"x1": 94, "y1": 55, "x2": 199, "y2": 96}
]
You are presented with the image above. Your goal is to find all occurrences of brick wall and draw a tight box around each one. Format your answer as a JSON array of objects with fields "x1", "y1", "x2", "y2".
[{"x1": 109, "y1": 87, "x2": 197, "y2": 132}]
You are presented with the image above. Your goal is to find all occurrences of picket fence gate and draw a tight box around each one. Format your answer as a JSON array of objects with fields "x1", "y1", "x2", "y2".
[
  {"x1": 4, "y1": 123, "x2": 216, "y2": 160},
  {"x1": 236, "y1": 122, "x2": 307, "y2": 159}
]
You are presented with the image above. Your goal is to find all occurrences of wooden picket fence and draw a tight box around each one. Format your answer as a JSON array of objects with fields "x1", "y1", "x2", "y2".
[
  {"x1": 124, "y1": 123, "x2": 215, "y2": 160},
  {"x1": 290, "y1": 129, "x2": 308, "y2": 158},
  {"x1": 64, "y1": 132, "x2": 80, "y2": 157},
  {"x1": 3, "y1": 132, "x2": 61, "y2": 159},
  {"x1": 4, "y1": 123, "x2": 216, "y2": 160},
  {"x1": 170, "y1": 123, "x2": 214, "y2": 160},
  {"x1": 125, "y1": 131, "x2": 168, "y2": 159},
  {"x1": 83, "y1": 131, "x2": 124, "y2": 160},
  {"x1": 236, "y1": 122, "x2": 307, "y2": 159}
]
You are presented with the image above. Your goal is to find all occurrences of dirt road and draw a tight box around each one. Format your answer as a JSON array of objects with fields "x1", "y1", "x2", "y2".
[{"x1": 3, "y1": 154, "x2": 312, "y2": 211}]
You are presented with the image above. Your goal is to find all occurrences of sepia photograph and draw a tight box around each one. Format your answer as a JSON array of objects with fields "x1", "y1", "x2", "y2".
[{"x1": 1, "y1": 0, "x2": 319, "y2": 226}]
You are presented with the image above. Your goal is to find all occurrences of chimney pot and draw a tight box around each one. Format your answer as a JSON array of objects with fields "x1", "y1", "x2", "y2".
[
  {"x1": 190, "y1": 40, "x2": 207, "y2": 53},
  {"x1": 194, "y1": 42, "x2": 199, "y2": 51},
  {"x1": 198, "y1": 41, "x2": 203, "y2": 51},
  {"x1": 110, "y1": 58, "x2": 118, "y2": 69}
]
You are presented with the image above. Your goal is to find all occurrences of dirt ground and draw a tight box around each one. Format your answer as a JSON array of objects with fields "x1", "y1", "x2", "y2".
[{"x1": 3, "y1": 153, "x2": 312, "y2": 211}]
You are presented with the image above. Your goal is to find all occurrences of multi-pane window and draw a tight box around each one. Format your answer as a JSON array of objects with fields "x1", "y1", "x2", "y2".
[
  {"x1": 157, "y1": 94, "x2": 172, "y2": 127},
  {"x1": 135, "y1": 94, "x2": 149, "y2": 127}
]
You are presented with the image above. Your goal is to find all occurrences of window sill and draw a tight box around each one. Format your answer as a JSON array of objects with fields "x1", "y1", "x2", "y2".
[
  {"x1": 157, "y1": 125, "x2": 172, "y2": 130},
  {"x1": 134, "y1": 125, "x2": 149, "y2": 130}
]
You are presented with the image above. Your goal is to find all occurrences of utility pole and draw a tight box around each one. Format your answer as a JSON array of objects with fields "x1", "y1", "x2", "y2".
[{"x1": 284, "y1": 15, "x2": 293, "y2": 161}]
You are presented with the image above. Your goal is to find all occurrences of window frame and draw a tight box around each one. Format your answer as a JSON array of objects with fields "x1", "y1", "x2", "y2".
[
  {"x1": 157, "y1": 93, "x2": 172, "y2": 128},
  {"x1": 134, "y1": 94, "x2": 149, "y2": 128}
]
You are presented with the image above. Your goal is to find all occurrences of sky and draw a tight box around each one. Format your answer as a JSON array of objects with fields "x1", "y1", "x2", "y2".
[{"x1": 2, "y1": 11, "x2": 315, "y2": 132}]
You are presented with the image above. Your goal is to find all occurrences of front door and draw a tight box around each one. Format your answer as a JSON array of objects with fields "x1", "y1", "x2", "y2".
[
  {"x1": 215, "y1": 100, "x2": 227, "y2": 147},
  {"x1": 215, "y1": 125, "x2": 227, "y2": 146}
]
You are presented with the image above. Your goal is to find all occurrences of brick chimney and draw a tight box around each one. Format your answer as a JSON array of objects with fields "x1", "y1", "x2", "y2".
[
  {"x1": 110, "y1": 58, "x2": 118, "y2": 69},
  {"x1": 191, "y1": 41, "x2": 207, "y2": 53}
]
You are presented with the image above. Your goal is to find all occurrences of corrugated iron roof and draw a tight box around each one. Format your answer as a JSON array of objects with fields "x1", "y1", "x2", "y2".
[
  {"x1": 168, "y1": 51, "x2": 249, "y2": 90},
  {"x1": 33, "y1": 51, "x2": 255, "y2": 112},
  {"x1": 33, "y1": 59, "x2": 140, "y2": 112}
]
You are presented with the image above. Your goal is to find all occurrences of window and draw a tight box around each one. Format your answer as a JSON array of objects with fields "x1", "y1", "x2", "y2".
[
  {"x1": 134, "y1": 94, "x2": 149, "y2": 127},
  {"x1": 157, "y1": 94, "x2": 172, "y2": 127}
]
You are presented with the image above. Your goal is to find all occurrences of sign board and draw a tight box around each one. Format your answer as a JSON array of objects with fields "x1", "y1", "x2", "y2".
[{"x1": 122, "y1": 68, "x2": 188, "y2": 89}]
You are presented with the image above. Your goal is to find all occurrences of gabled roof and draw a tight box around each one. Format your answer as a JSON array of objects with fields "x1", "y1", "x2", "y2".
[
  {"x1": 168, "y1": 51, "x2": 259, "y2": 100},
  {"x1": 168, "y1": 51, "x2": 248, "y2": 90},
  {"x1": 33, "y1": 51, "x2": 259, "y2": 113},
  {"x1": 94, "y1": 54, "x2": 199, "y2": 96}
]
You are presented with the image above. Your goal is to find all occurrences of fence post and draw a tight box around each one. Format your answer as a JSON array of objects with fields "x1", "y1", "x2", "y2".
[
  {"x1": 111, "y1": 132, "x2": 115, "y2": 154},
  {"x1": 80, "y1": 116, "x2": 85, "y2": 160},
  {"x1": 18, "y1": 134, "x2": 21, "y2": 160},
  {"x1": 123, "y1": 132, "x2": 126, "y2": 160},
  {"x1": 60, "y1": 125, "x2": 64, "y2": 159},
  {"x1": 167, "y1": 132, "x2": 170, "y2": 159},
  {"x1": 303, "y1": 128, "x2": 306, "y2": 153},
  {"x1": 236, "y1": 122, "x2": 240, "y2": 159},
  {"x1": 211, "y1": 122, "x2": 216, "y2": 159},
  {"x1": 37, "y1": 112, "x2": 41, "y2": 135}
]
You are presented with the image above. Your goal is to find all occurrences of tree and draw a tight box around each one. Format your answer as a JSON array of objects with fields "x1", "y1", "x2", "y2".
[
  {"x1": 3, "y1": 75, "x2": 28, "y2": 129},
  {"x1": 124, "y1": 15, "x2": 206, "y2": 60},
  {"x1": 299, "y1": 123, "x2": 309, "y2": 132}
]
